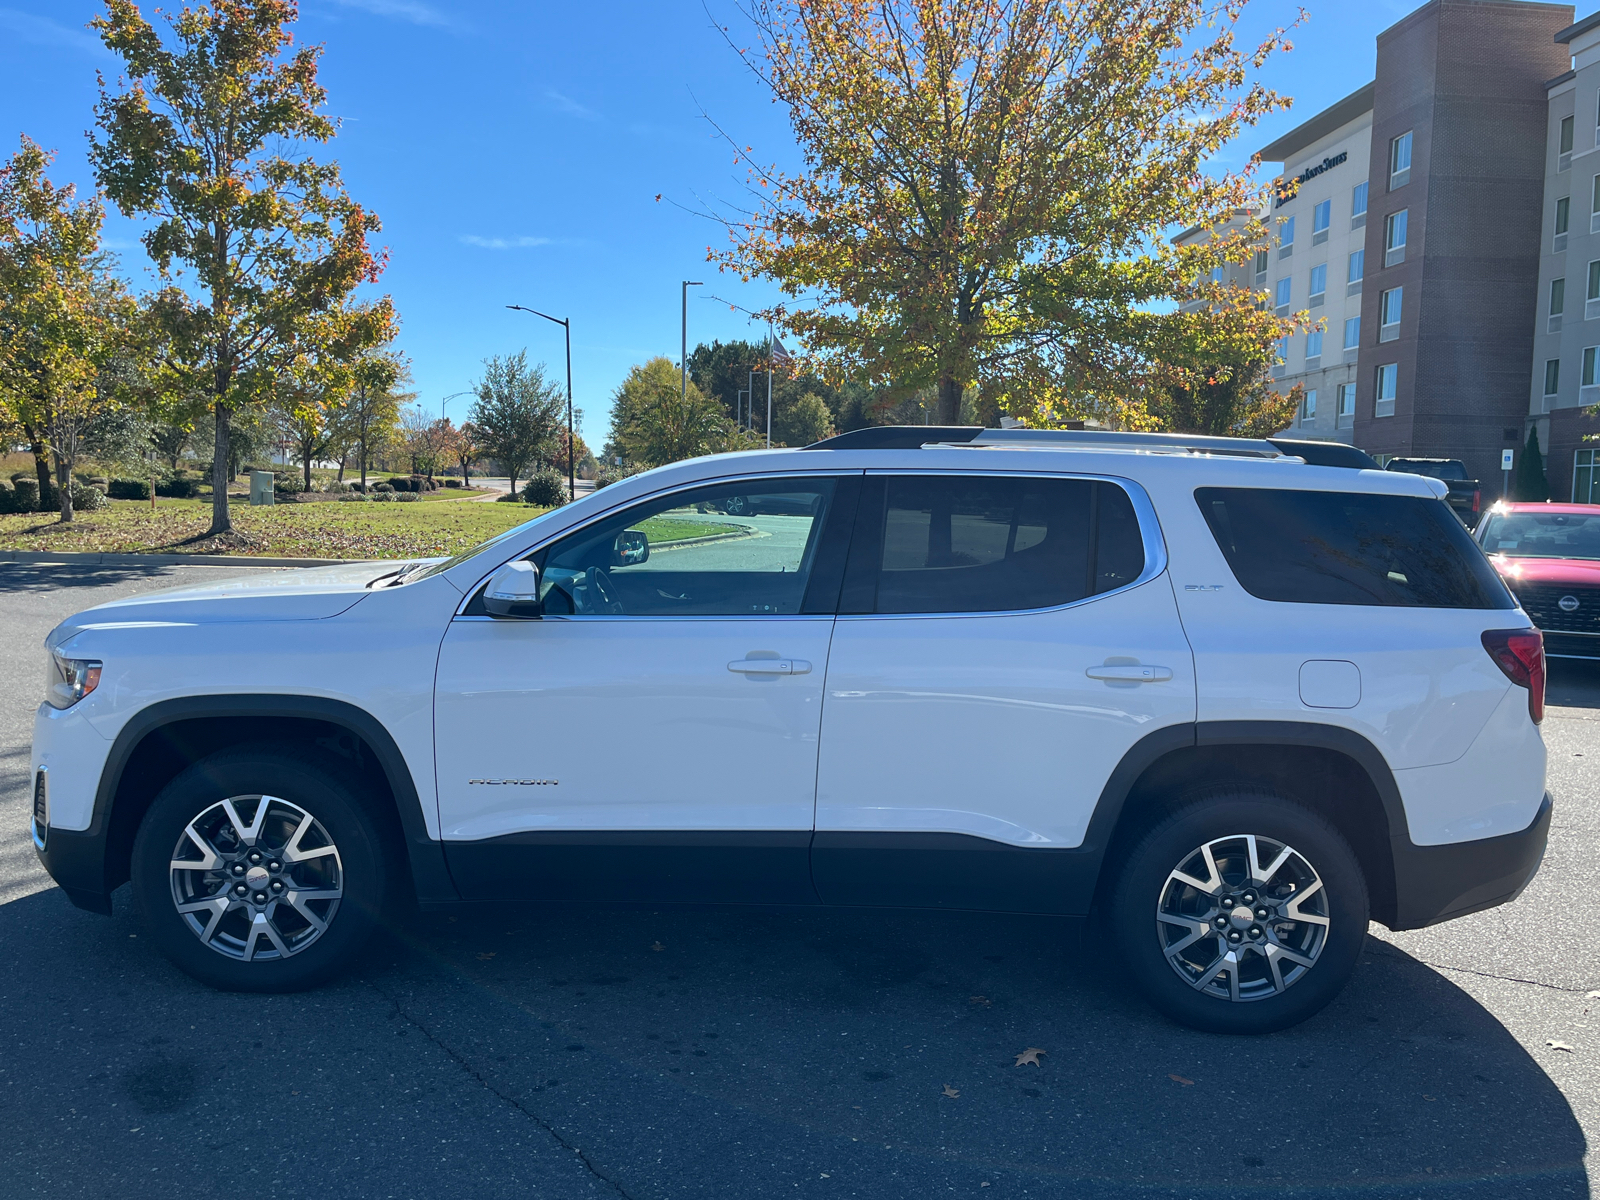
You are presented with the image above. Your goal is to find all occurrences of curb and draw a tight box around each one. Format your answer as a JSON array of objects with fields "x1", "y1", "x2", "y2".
[{"x1": 0, "y1": 550, "x2": 361, "y2": 568}]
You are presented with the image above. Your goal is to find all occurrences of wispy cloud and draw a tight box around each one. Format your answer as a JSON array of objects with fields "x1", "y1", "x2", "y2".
[
  {"x1": 324, "y1": 0, "x2": 453, "y2": 27},
  {"x1": 545, "y1": 89, "x2": 600, "y2": 122},
  {"x1": 0, "y1": 8, "x2": 108, "y2": 56},
  {"x1": 459, "y1": 235, "x2": 559, "y2": 251}
]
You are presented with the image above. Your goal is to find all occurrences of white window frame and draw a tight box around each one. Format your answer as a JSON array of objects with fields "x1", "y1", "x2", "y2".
[
  {"x1": 1389, "y1": 131, "x2": 1412, "y2": 189},
  {"x1": 1308, "y1": 263, "x2": 1327, "y2": 306},
  {"x1": 1275, "y1": 277, "x2": 1291, "y2": 312},
  {"x1": 1301, "y1": 388, "x2": 1317, "y2": 425},
  {"x1": 1305, "y1": 329, "x2": 1323, "y2": 361},
  {"x1": 1278, "y1": 215, "x2": 1295, "y2": 259},
  {"x1": 1384, "y1": 210, "x2": 1408, "y2": 267},
  {"x1": 1343, "y1": 315, "x2": 1361, "y2": 351},
  {"x1": 1336, "y1": 383, "x2": 1355, "y2": 429},
  {"x1": 1352, "y1": 181, "x2": 1369, "y2": 228},
  {"x1": 1375, "y1": 363, "x2": 1398, "y2": 418},
  {"x1": 1379, "y1": 286, "x2": 1402, "y2": 342}
]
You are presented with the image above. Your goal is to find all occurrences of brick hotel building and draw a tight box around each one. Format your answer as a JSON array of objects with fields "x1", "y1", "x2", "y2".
[{"x1": 1179, "y1": 0, "x2": 1600, "y2": 501}]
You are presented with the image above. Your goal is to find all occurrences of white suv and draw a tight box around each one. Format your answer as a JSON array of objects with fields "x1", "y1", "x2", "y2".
[{"x1": 30, "y1": 428, "x2": 1551, "y2": 1033}]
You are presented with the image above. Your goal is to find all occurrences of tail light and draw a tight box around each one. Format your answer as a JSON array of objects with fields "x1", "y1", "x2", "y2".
[
  {"x1": 1472, "y1": 488, "x2": 1481, "y2": 515},
  {"x1": 1482, "y1": 628, "x2": 1545, "y2": 724}
]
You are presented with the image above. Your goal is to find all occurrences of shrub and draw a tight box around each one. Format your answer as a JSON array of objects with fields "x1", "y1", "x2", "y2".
[
  {"x1": 0, "y1": 478, "x2": 14, "y2": 513},
  {"x1": 109, "y1": 479, "x2": 152, "y2": 501},
  {"x1": 271, "y1": 476, "x2": 306, "y2": 496},
  {"x1": 71, "y1": 483, "x2": 107, "y2": 512},
  {"x1": 84, "y1": 476, "x2": 109, "y2": 489},
  {"x1": 495, "y1": 491, "x2": 524, "y2": 503},
  {"x1": 522, "y1": 467, "x2": 568, "y2": 508},
  {"x1": 397, "y1": 491, "x2": 421, "y2": 502},
  {"x1": 12, "y1": 478, "x2": 39, "y2": 511},
  {"x1": 372, "y1": 490, "x2": 396, "y2": 502},
  {"x1": 156, "y1": 475, "x2": 202, "y2": 499},
  {"x1": 373, "y1": 481, "x2": 394, "y2": 493},
  {"x1": 593, "y1": 464, "x2": 637, "y2": 491},
  {"x1": 444, "y1": 478, "x2": 462, "y2": 488},
  {"x1": 338, "y1": 491, "x2": 368, "y2": 502}
]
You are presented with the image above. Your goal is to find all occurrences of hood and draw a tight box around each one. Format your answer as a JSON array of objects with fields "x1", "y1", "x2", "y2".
[
  {"x1": 50, "y1": 560, "x2": 409, "y2": 640},
  {"x1": 1489, "y1": 555, "x2": 1600, "y2": 588}
]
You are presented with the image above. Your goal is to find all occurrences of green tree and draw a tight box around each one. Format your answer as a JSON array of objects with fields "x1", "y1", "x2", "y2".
[
  {"x1": 90, "y1": 0, "x2": 394, "y2": 538},
  {"x1": 0, "y1": 137, "x2": 140, "y2": 521},
  {"x1": 716, "y1": 0, "x2": 1297, "y2": 425},
  {"x1": 1150, "y1": 354, "x2": 1300, "y2": 439},
  {"x1": 609, "y1": 356, "x2": 737, "y2": 467},
  {"x1": 1517, "y1": 427, "x2": 1550, "y2": 502},
  {"x1": 773, "y1": 391, "x2": 835, "y2": 446},
  {"x1": 470, "y1": 351, "x2": 564, "y2": 497},
  {"x1": 344, "y1": 349, "x2": 407, "y2": 489}
]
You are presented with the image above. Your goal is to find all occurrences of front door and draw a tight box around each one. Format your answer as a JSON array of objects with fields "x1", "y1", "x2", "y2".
[
  {"x1": 811, "y1": 471, "x2": 1196, "y2": 913},
  {"x1": 435, "y1": 474, "x2": 857, "y2": 904}
]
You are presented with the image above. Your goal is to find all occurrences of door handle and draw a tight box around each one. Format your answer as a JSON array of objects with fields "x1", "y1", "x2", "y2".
[
  {"x1": 1086, "y1": 664, "x2": 1172, "y2": 682},
  {"x1": 728, "y1": 659, "x2": 812, "y2": 675}
]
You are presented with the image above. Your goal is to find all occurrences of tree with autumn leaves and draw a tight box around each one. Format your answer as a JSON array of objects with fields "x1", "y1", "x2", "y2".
[
  {"x1": 90, "y1": 0, "x2": 394, "y2": 539},
  {"x1": 715, "y1": 0, "x2": 1303, "y2": 427}
]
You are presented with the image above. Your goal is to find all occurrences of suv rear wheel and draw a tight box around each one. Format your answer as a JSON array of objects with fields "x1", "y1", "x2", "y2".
[
  {"x1": 1108, "y1": 794, "x2": 1368, "y2": 1034},
  {"x1": 130, "y1": 747, "x2": 390, "y2": 992}
]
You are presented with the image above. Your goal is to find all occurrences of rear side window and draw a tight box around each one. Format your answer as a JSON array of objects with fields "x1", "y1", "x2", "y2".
[
  {"x1": 844, "y1": 475, "x2": 1147, "y2": 614},
  {"x1": 1196, "y1": 487, "x2": 1513, "y2": 608}
]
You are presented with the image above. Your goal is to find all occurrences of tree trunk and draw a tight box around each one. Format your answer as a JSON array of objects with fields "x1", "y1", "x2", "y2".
[
  {"x1": 24, "y1": 425, "x2": 50, "y2": 497},
  {"x1": 303, "y1": 452, "x2": 312, "y2": 494},
  {"x1": 359, "y1": 436, "x2": 367, "y2": 489},
  {"x1": 208, "y1": 404, "x2": 233, "y2": 536},
  {"x1": 55, "y1": 456, "x2": 73, "y2": 524},
  {"x1": 337, "y1": 454, "x2": 346, "y2": 483},
  {"x1": 935, "y1": 375, "x2": 963, "y2": 424}
]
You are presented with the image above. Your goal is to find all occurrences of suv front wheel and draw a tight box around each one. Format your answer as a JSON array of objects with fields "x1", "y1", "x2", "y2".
[
  {"x1": 1108, "y1": 794, "x2": 1369, "y2": 1034},
  {"x1": 131, "y1": 747, "x2": 390, "y2": 992}
]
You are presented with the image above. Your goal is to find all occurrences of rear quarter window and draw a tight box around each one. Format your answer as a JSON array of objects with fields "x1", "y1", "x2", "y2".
[{"x1": 1196, "y1": 487, "x2": 1514, "y2": 608}]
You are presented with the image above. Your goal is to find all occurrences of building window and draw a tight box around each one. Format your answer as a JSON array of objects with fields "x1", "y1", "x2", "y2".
[
  {"x1": 1309, "y1": 263, "x2": 1327, "y2": 305},
  {"x1": 1279, "y1": 215, "x2": 1295, "y2": 258},
  {"x1": 1576, "y1": 449, "x2": 1600, "y2": 503},
  {"x1": 1546, "y1": 358, "x2": 1562, "y2": 397},
  {"x1": 1552, "y1": 277, "x2": 1566, "y2": 315},
  {"x1": 1254, "y1": 248, "x2": 1269, "y2": 279},
  {"x1": 1561, "y1": 114, "x2": 1575, "y2": 170},
  {"x1": 1557, "y1": 196, "x2": 1571, "y2": 237},
  {"x1": 1209, "y1": 266, "x2": 1225, "y2": 284},
  {"x1": 1588, "y1": 260, "x2": 1600, "y2": 320},
  {"x1": 1312, "y1": 199, "x2": 1331, "y2": 244},
  {"x1": 1584, "y1": 345, "x2": 1599, "y2": 389},
  {"x1": 1375, "y1": 363, "x2": 1398, "y2": 417},
  {"x1": 1390, "y1": 131, "x2": 1412, "y2": 189},
  {"x1": 1379, "y1": 286, "x2": 1402, "y2": 341},
  {"x1": 1343, "y1": 315, "x2": 1361, "y2": 350},
  {"x1": 1275, "y1": 277, "x2": 1291, "y2": 311},
  {"x1": 1306, "y1": 329, "x2": 1323, "y2": 360},
  {"x1": 1384, "y1": 209, "x2": 1408, "y2": 266},
  {"x1": 1301, "y1": 388, "x2": 1317, "y2": 425},
  {"x1": 1337, "y1": 383, "x2": 1355, "y2": 429},
  {"x1": 1352, "y1": 181, "x2": 1369, "y2": 227},
  {"x1": 1348, "y1": 249, "x2": 1364, "y2": 285}
]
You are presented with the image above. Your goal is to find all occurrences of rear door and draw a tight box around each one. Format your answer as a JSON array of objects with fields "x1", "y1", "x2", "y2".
[{"x1": 811, "y1": 471, "x2": 1196, "y2": 913}]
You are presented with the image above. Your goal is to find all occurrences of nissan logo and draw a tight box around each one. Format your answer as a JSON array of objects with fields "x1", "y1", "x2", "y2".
[{"x1": 1560, "y1": 595, "x2": 1581, "y2": 613}]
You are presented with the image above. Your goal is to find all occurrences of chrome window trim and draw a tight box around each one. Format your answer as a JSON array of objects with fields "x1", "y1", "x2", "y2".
[{"x1": 452, "y1": 466, "x2": 1168, "y2": 621}]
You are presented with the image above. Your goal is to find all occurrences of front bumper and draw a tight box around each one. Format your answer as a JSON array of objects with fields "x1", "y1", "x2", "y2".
[{"x1": 1388, "y1": 792, "x2": 1551, "y2": 930}]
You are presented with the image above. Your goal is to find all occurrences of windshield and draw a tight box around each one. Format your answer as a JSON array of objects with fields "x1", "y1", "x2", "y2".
[
  {"x1": 1480, "y1": 511, "x2": 1600, "y2": 560},
  {"x1": 415, "y1": 508, "x2": 568, "y2": 580}
]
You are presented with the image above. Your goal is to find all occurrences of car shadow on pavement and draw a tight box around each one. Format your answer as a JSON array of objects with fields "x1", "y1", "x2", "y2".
[
  {"x1": 0, "y1": 563, "x2": 250, "y2": 594},
  {"x1": 1, "y1": 885, "x2": 1582, "y2": 1199}
]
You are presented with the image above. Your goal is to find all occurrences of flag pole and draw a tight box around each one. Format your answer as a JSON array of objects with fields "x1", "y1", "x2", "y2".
[{"x1": 766, "y1": 322, "x2": 774, "y2": 449}]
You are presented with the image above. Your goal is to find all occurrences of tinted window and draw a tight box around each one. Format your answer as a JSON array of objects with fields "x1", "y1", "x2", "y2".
[
  {"x1": 1479, "y1": 510, "x2": 1600, "y2": 561},
  {"x1": 1196, "y1": 487, "x2": 1513, "y2": 609},
  {"x1": 537, "y1": 477, "x2": 839, "y2": 616},
  {"x1": 858, "y1": 476, "x2": 1145, "y2": 615}
]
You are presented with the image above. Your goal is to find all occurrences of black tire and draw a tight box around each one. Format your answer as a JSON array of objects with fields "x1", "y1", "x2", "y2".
[
  {"x1": 131, "y1": 746, "x2": 391, "y2": 992},
  {"x1": 1107, "y1": 793, "x2": 1368, "y2": 1034}
]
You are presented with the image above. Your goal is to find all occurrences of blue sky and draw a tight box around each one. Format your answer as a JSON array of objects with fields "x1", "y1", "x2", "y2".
[{"x1": 0, "y1": 0, "x2": 1498, "y2": 445}]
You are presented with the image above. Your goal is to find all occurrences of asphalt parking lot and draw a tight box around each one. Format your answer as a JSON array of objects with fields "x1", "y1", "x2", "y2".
[{"x1": 0, "y1": 562, "x2": 1595, "y2": 1199}]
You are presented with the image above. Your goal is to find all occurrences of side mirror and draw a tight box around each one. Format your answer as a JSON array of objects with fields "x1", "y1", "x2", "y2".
[
  {"x1": 483, "y1": 560, "x2": 542, "y2": 619},
  {"x1": 614, "y1": 528, "x2": 649, "y2": 566}
]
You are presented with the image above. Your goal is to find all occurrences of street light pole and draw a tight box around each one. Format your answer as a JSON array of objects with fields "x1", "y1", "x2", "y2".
[
  {"x1": 681, "y1": 280, "x2": 703, "y2": 403},
  {"x1": 506, "y1": 304, "x2": 575, "y2": 502}
]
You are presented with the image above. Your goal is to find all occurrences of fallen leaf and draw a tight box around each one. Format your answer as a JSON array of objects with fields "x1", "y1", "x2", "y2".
[
  {"x1": 819, "y1": 1173, "x2": 829, "y2": 1178},
  {"x1": 129, "y1": 1128, "x2": 140, "y2": 1133},
  {"x1": 1547, "y1": 1040, "x2": 1575, "y2": 1052},
  {"x1": 969, "y1": 995, "x2": 991, "y2": 1007},
  {"x1": 476, "y1": 952, "x2": 496, "y2": 960},
  {"x1": 981, "y1": 1184, "x2": 991, "y2": 1189},
  {"x1": 651, "y1": 942, "x2": 665, "y2": 952},
  {"x1": 1169, "y1": 1074, "x2": 1195, "y2": 1086},
  {"x1": 1014, "y1": 1047, "x2": 1046, "y2": 1067},
  {"x1": 942, "y1": 1084, "x2": 960, "y2": 1098}
]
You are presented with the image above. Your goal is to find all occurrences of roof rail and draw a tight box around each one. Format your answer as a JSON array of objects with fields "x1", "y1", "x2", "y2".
[{"x1": 802, "y1": 424, "x2": 1378, "y2": 468}]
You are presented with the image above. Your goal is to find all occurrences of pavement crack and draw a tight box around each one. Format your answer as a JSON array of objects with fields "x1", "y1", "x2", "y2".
[
  {"x1": 1409, "y1": 960, "x2": 1595, "y2": 994},
  {"x1": 369, "y1": 982, "x2": 636, "y2": 1199}
]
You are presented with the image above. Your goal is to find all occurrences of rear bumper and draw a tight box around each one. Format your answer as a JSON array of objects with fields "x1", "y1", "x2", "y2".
[{"x1": 1388, "y1": 792, "x2": 1551, "y2": 930}]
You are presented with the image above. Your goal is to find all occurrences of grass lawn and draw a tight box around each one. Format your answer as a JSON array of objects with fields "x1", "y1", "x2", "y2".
[
  {"x1": 635, "y1": 516, "x2": 745, "y2": 544},
  {"x1": 0, "y1": 495, "x2": 547, "y2": 560}
]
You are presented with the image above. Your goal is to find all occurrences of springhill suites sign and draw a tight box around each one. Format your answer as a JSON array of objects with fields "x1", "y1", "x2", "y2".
[{"x1": 1275, "y1": 150, "x2": 1349, "y2": 208}]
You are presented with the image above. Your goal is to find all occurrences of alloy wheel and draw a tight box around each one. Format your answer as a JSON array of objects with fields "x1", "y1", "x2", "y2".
[
  {"x1": 167, "y1": 794, "x2": 343, "y2": 961},
  {"x1": 1155, "y1": 833, "x2": 1329, "y2": 1002}
]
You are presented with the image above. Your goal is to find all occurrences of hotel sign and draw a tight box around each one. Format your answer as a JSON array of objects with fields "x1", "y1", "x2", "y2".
[{"x1": 1275, "y1": 150, "x2": 1349, "y2": 208}]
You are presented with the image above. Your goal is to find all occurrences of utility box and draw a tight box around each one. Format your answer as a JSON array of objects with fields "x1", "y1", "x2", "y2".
[{"x1": 249, "y1": 470, "x2": 275, "y2": 506}]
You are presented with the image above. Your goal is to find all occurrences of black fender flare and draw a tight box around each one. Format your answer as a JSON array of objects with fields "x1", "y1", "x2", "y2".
[{"x1": 43, "y1": 694, "x2": 456, "y2": 912}]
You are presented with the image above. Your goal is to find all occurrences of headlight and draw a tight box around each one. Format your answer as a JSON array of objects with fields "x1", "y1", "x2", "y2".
[{"x1": 46, "y1": 650, "x2": 101, "y2": 709}]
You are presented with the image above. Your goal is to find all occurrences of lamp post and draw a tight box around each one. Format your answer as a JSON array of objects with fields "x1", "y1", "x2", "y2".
[
  {"x1": 681, "y1": 280, "x2": 703, "y2": 403},
  {"x1": 506, "y1": 305, "x2": 575, "y2": 501},
  {"x1": 439, "y1": 391, "x2": 474, "y2": 483}
]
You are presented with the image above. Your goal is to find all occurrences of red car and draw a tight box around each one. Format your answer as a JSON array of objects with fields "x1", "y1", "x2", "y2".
[{"x1": 1476, "y1": 501, "x2": 1600, "y2": 661}]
